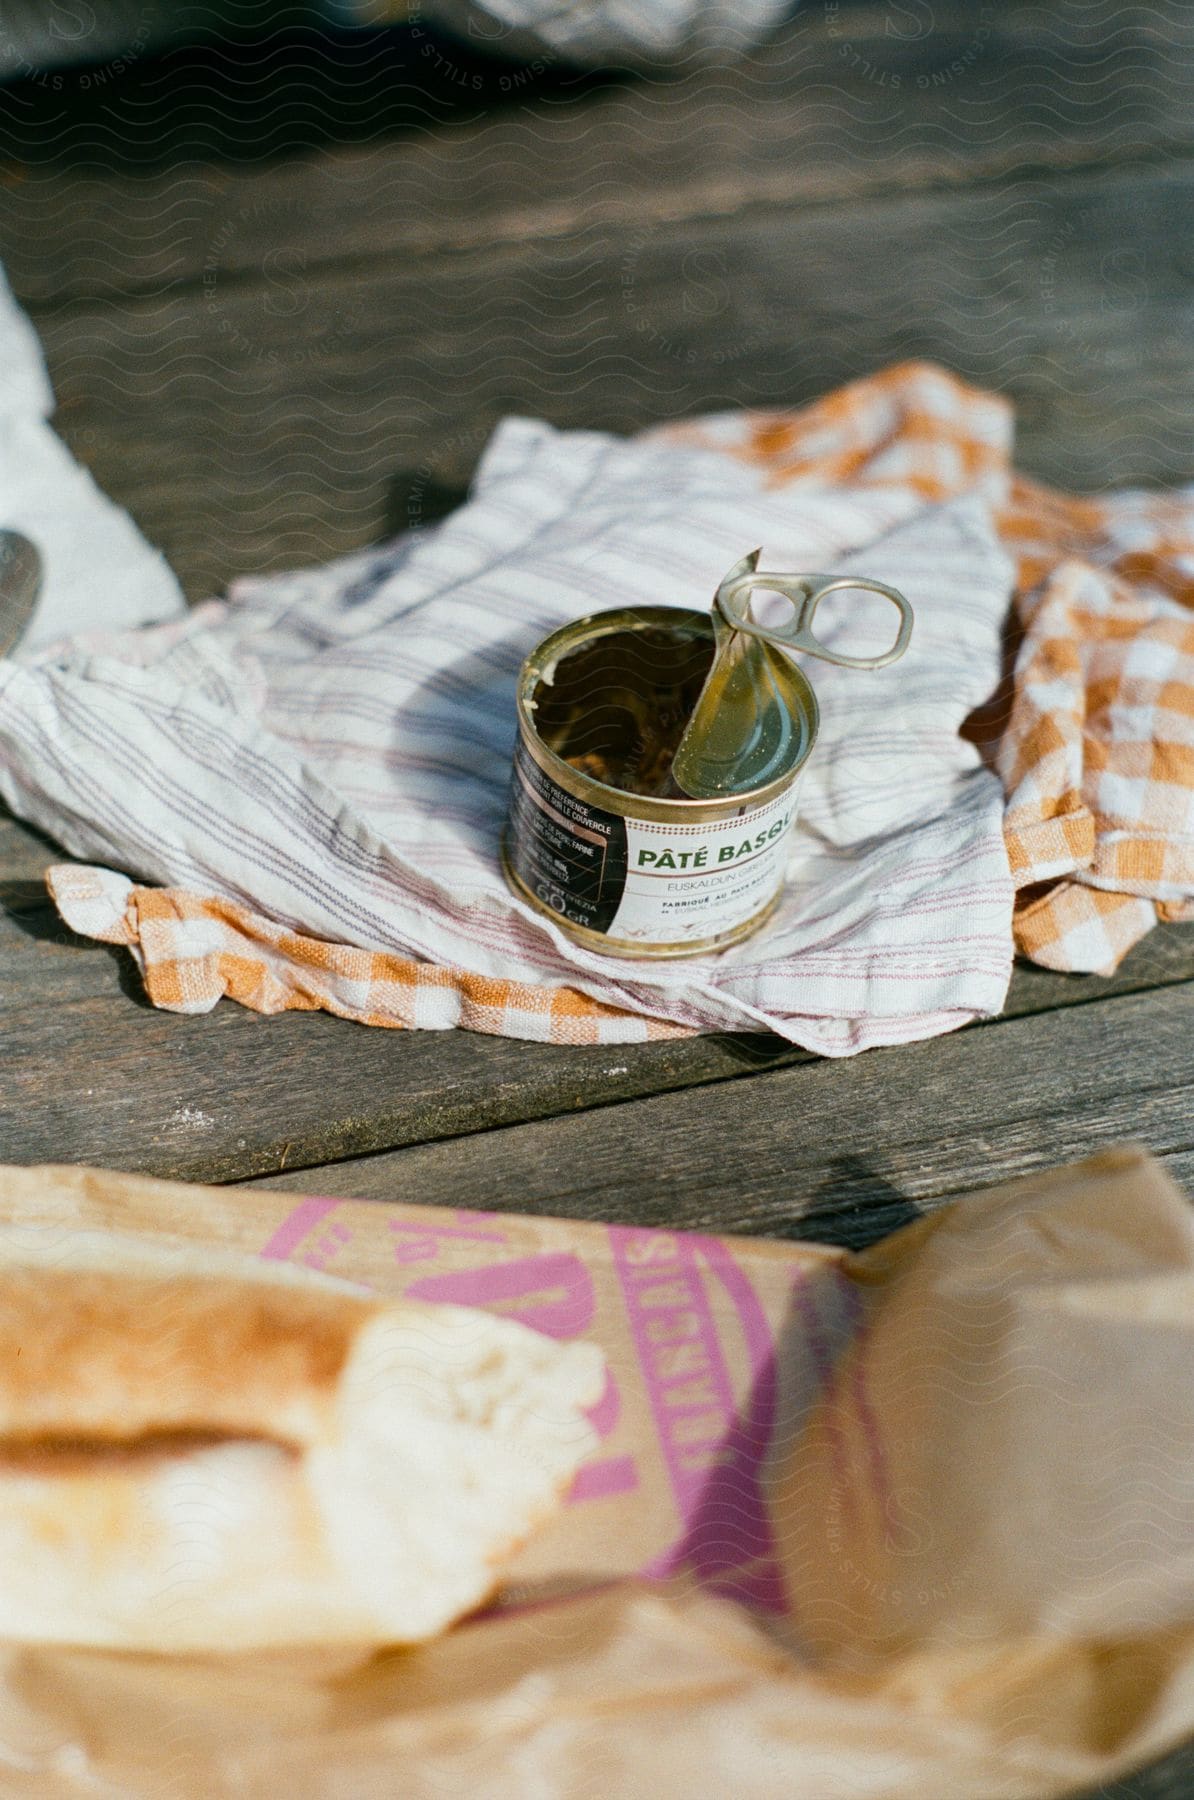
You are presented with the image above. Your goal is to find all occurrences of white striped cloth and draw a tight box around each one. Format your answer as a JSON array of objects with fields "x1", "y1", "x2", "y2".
[{"x1": 0, "y1": 388, "x2": 1016, "y2": 1054}]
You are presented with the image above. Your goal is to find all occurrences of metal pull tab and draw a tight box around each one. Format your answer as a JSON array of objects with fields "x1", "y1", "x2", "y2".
[{"x1": 715, "y1": 550, "x2": 914, "y2": 671}]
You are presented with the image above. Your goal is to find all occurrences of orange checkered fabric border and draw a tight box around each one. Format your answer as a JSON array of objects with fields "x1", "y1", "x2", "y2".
[
  {"x1": 47, "y1": 866, "x2": 690, "y2": 1046},
  {"x1": 668, "y1": 366, "x2": 1194, "y2": 977}
]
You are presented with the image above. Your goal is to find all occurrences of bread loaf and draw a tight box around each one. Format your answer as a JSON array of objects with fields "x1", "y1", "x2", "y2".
[{"x1": 0, "y1": 1232, "x2": 604, "y2": 1652}]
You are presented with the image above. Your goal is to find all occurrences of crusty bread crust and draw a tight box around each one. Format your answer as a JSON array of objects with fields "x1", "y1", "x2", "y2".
[
  {"x1": 0, "y1": 1269, "x2": 378, "y2": 1448},
  {"x1": 0, "y1": 1234, "x2": 604, "y2": 1651}
]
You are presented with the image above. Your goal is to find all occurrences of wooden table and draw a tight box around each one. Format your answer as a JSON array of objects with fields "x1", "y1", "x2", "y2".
[{"x1": 1, "y1": 10, "x2": 1193, "y2": 1792}]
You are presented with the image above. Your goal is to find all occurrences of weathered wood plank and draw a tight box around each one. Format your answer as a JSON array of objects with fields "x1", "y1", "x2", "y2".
[
  {"x1": 0, "y1": 813, "x2": 63, "y2": 885},
  {"x1": 248, "y1": 983, "x2": 1194, "y2": 1247},
  {"x1": 2, "y1": 817, "x2": 1192, "y2": 1182},
  {"x1": 15, "y1": 154, "x2": 1194, "y2": 601},
  {"x1": 3, "y1": 7, "x2": 1194, "y2": 306}
]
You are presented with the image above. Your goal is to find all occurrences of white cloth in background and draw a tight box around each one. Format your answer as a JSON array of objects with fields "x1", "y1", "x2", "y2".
[
  {"x1": 393, "y1": 0, "x2": 794, "y2": 67},
  {"x1": 0, "y1": 267, "x2": 184, "y2": 653}
]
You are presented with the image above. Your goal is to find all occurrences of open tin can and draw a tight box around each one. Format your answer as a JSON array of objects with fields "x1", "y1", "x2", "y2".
[{"x1": 502, "y1": 556, "x2": 913, "y2": 958}]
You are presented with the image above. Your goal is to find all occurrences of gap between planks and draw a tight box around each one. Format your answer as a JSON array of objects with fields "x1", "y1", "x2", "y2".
[{"x1": 245, "y1": 981, "x2": 1194, "y2": 1247}]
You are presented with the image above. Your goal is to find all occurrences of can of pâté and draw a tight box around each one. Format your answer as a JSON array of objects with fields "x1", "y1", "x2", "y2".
[{"x1": 502, "y1": 605, "x2": 818, "y2": 958}]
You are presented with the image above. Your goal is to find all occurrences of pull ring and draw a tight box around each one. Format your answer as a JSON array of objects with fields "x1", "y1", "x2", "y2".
[{"x1": 715, "y1": 549, "x2": 914, "y2": 671}]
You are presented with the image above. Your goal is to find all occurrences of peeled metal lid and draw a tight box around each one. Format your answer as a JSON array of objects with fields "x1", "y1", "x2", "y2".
[{"x1": 670, "y1": 550, "x2": 914, "y2": 799}]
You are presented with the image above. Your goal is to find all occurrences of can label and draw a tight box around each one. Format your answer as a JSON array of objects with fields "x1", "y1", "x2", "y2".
[{"x1": 507, "y1": 741, "x2": 797, "y2": 947}]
